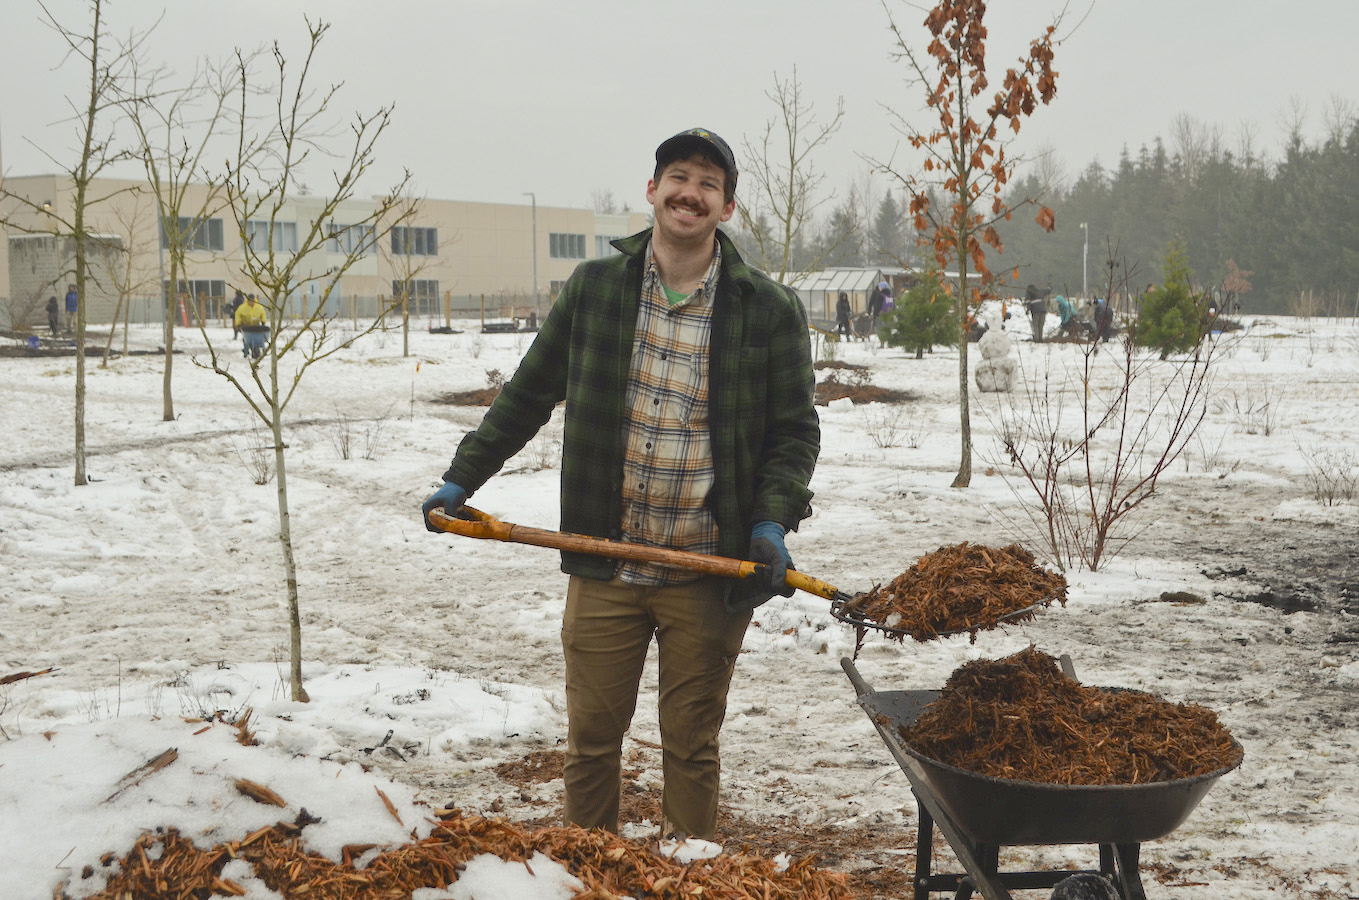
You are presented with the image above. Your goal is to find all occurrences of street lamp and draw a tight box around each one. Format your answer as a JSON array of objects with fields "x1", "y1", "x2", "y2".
[
  {"x1": 1079, "y1": 222, "x2": 1088, "y2": 300},
  {"x1": 523, "y1": 192, "x2": 539, "y2": 322}
]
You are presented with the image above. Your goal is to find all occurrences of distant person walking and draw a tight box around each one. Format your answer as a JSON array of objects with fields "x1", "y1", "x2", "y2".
[
  {"x1": 235, "y1": 294, "x2": 269, "y2": 359},
  {"x1": 46, "y1": 295, "x2": 60, "y2": 336},
  {"x1": 868, "y1": 281, "x2": 885, "y2": 328},
  {"x1": 63, "y1": 284, "x2": 78, "y2": 332},
  {"x1": 835, "y1": 292, "x2": 852, "y2": 338}
]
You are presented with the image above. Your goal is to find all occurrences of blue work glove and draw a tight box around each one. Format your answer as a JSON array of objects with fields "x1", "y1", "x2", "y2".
[
  {"x1": 421, "y1": 481, "x2": 468, "y2": 532},
  {"x1": 749, "y1": 520, "x2": 796, "y2": 599}
]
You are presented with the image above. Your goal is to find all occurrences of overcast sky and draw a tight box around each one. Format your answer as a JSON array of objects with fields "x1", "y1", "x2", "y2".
[{"x1": 2, "y1": 0, "x2": 1356, "y2": 213}]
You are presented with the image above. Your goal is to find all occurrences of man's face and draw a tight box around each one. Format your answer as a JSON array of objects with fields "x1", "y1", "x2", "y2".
[{"x1": 646, "y1": 154, "x2": 735, "y2": 246}]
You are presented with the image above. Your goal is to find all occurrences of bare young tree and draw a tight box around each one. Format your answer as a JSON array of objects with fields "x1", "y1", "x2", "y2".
[
  {"x1": 381, "y1": 195, "x2": 429, "y2": 359},
  {"x1": 735, "y1": 66, "x2": 847, "y2": 281},
  {"x1": 121, "y1": 49, "x2": 247, "y2": 420},
  {"x1": 202, "y1": 18, "x2": 415, "y2": 702},
  {"x1": 872, "y1": 0, "x2": 1062, "y2": 488},
  {"x1": 984, "y1": 250, "x2": 1217, "y2": 571},
  {"x1": 101, "y1": 194, "x2": 159, "y2": 366},
  {"x1": 0, "y1": 0, "x2": 149, "y2": 485}
]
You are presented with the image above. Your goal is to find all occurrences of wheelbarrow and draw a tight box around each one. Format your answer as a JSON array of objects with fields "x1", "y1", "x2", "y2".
[
  {"x1": 841, "y1": 657, "x2": 1242, "y2": 900},
  {"x1": 425, "y1": 507, "x2": 1041, "y2": 640}
]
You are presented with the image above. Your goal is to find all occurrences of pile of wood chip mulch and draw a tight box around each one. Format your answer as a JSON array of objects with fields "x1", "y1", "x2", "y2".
[
  {"x1": 76, "y1": 808, "x2": 854, "y2": 900},
  {"x1": 899, "y1": 646, "x2": 1243, "y2": 785},
  {"x1": 840, "y1": 542, "x2": 1066, "y2": 642}
]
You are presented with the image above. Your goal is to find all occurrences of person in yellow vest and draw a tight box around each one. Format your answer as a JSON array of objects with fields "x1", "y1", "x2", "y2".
[{"x1": 234, "y1": 294, "x2": 269, "y2": 359}]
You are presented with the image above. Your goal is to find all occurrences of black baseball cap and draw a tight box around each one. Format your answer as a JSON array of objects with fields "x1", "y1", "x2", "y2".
[{"x1": 655, "y1": 128, "x2": 738, "y2": 189}]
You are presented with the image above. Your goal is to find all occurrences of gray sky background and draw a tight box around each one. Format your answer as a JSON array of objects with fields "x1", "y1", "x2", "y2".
[{"x1": 2, "y1": 0, "x2": 1356, "y2": 213}]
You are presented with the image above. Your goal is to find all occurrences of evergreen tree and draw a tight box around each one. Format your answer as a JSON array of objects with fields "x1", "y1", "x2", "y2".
[
  {"x1": 1136, "y1": 236, "x2": 1204, "y2": 358},
  {"x1": 879, "y1": 270, "x2": 957, "y2": 359},
  {"x1": 871, "y1": 193, "x2": 906, "y2": 265}
]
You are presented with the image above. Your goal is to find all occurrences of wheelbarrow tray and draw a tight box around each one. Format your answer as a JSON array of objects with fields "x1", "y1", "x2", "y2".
[{"x1": 859, "y1": 687, "x2": 1240, "y2": 846}]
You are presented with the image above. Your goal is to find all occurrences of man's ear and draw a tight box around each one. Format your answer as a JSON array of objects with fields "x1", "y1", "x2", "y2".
[{"x1": 720, "y1": 198, "x2": 736, "y2": 222}]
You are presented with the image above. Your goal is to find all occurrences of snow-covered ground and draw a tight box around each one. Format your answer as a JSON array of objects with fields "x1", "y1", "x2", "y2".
[{"x1": 2, "y1": 311, "x2": 1357, "y2": 899}]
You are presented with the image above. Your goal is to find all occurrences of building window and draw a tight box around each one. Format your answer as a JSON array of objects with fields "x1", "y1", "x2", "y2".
[
  {"x1": 327, "y1": 222, "x2": 375, "y2": 256},
  {"x1": 392, "y1": 279, "x2": 440, "y2": 315},
  {"x1": 594, "y1": 234, "x2": 625, "y2": 258},
  {"x1": 392, "y1": 226, "x2": 438, "y2": 256},
  {"x1": 246, "y1": 220, "x2": 299, "y2": 253},
  {"x1": 161, "y1": 216, "x2": 224, "y2": 252},
  {"x1": 550, "y1": 233, "x2": 586, "y2": 259}
]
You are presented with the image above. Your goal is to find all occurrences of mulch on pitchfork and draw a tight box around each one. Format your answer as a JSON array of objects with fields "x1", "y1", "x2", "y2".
[
  {"x1": 845, "y1": 542, "x2": 1067, "y2": 642},
  {"x1": 899, "y1": 646, "x2": 1243, "y2": 785}
]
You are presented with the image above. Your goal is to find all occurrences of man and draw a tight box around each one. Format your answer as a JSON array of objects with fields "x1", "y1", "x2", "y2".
[
  {"x1": 1093, "y1": 297, "x2": 1114, "y2": 343},
  {"x1": 63, "y1": 284, "x2": 78, "y2": 332},
  {"x1": 234, "y1": 294, "x2": 269, "y2": 359},
  {"x1": 422, "y1": 128, "x2": 820, "y2": 840},
  {"x1": 835, "y1": 291, "x2": 852, "y2": 338},
  {"x1": 1025, "y1": 284, "x2": 1049, "y2": 343},
  {"x1": 46, "y1": 295, "x2": 60, "y2": 336}
]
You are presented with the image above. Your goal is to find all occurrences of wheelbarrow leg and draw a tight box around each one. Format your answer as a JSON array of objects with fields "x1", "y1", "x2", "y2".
[
  {"x1": 915, "y1": 805, "x2": 934, "y2": 900},
  {"x1": 1110, "y1": 843, "x2": 1147, "y2": 900}
]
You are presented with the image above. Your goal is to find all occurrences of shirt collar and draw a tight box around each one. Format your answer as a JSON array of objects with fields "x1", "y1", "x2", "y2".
[{"x1": 643, "y1": 238, "x2": 722, "y2": 309}]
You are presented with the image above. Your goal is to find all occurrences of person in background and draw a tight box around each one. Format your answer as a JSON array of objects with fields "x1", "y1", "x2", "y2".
[
  {"x1": 1093, "y1": 297, "x2": 1114, "y2": 343},
  {"x1": 46, "y1": 295, "x2": 60, "y2": 336},
  {"x1": 234, "y1": 294, "x2": 269, "y2": 359},
  {"x1": 1055, "y1": 294, "x2": 1075, "y2": 338},
  {"x1": 879, "y1": 283, "x2": 895, "y2": 314},
  {"x1": 1025, "y1": 284, "x2": 1049, "y2": 343},
  {"x1": 229, "y1": 289, "x2": 246, "y2": 338},
  {"x1": 421, "y1": 127, "x2": 820, "y2": 842},
  {"x1": 835, "y1": 291, "x2": 852, "y2": 338},
  {"x1": 63, "y1": 284, "x2": 78, "y2": 332},
  {"x1": 868, "y1": 280, "x2": 885, "y2": 329}
]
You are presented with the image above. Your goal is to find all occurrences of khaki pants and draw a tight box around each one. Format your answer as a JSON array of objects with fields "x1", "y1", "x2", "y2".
[{"x1": 561, "y1": 574, "x2": 751, "y2": 839}]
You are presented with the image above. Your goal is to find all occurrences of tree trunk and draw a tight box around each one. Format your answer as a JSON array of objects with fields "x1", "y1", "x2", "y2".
[
  {"x1": 269, "y1": 365, "x2": 309, "y2": 703},
  {"x1": 73, "y1": 224, "x2": 88, "y2": 487},
  {"x1": 162, "y1": 245, "x2": 177, "y2": 421},
  {"x1": 952, "y1": 218, "x2": 972, "y2": 486},
  {"x1": 402, "y1": 295, "x2": 410, "y2": 358}
]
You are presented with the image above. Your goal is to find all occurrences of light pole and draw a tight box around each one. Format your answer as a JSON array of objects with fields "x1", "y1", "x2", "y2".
[
  {"x1": 523, "y1": 192, "x2": 539, "y2": 323},
  {"x1": 1079, "y1": 222, "x2": 1088, "y2": 300}
]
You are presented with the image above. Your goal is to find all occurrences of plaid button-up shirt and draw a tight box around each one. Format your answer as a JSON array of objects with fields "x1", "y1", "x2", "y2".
[
  {"x1": 444, "y1": 228, "x2": 819, "y2": 610},
  {"x1": 617, "y1": 241, "x2": 722, "y2": 585}
]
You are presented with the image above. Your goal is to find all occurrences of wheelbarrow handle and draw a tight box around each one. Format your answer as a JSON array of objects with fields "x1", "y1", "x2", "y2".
[{"x1": 427, "y1": 506, "x2": 842, "y2": 600}]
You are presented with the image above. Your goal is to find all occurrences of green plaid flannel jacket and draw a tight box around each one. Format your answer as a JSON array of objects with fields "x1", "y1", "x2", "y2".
[{"x1": 443, "y1": 228, "x2": 819, "y2": 604}]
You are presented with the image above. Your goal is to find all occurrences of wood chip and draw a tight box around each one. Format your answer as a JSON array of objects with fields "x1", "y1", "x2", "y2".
[
  {"x1": 103, "y1": 748, "x2": 178, "y2": 804},
  {"x1": 235, "y1": 778, "x2": 287, "y2": 807},
  {"x1": 847, "y1": 542, "x2": 1067, "y2": 641},
  {"x1": 900, "y1": 646, "x2": 1243, "y2": 784}
]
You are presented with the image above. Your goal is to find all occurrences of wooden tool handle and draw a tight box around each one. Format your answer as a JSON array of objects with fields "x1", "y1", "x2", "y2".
[{"x1": 428, "y1": 506, "x2": 841, "y2": 600}]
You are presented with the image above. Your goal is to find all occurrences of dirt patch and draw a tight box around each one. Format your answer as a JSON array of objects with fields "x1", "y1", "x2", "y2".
[
  {"x1": 432, "y1": 387, "x2": 502, "y2": 406},
  {"x1": 814, "y1": 360, "x2": 870, "y2": 372},
  {"x1": 815, "y1": 382, "x2": 915, "y2": 405},
  {"x1": 493, "y1": 748, "x2": 564, "y2": 785}
]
